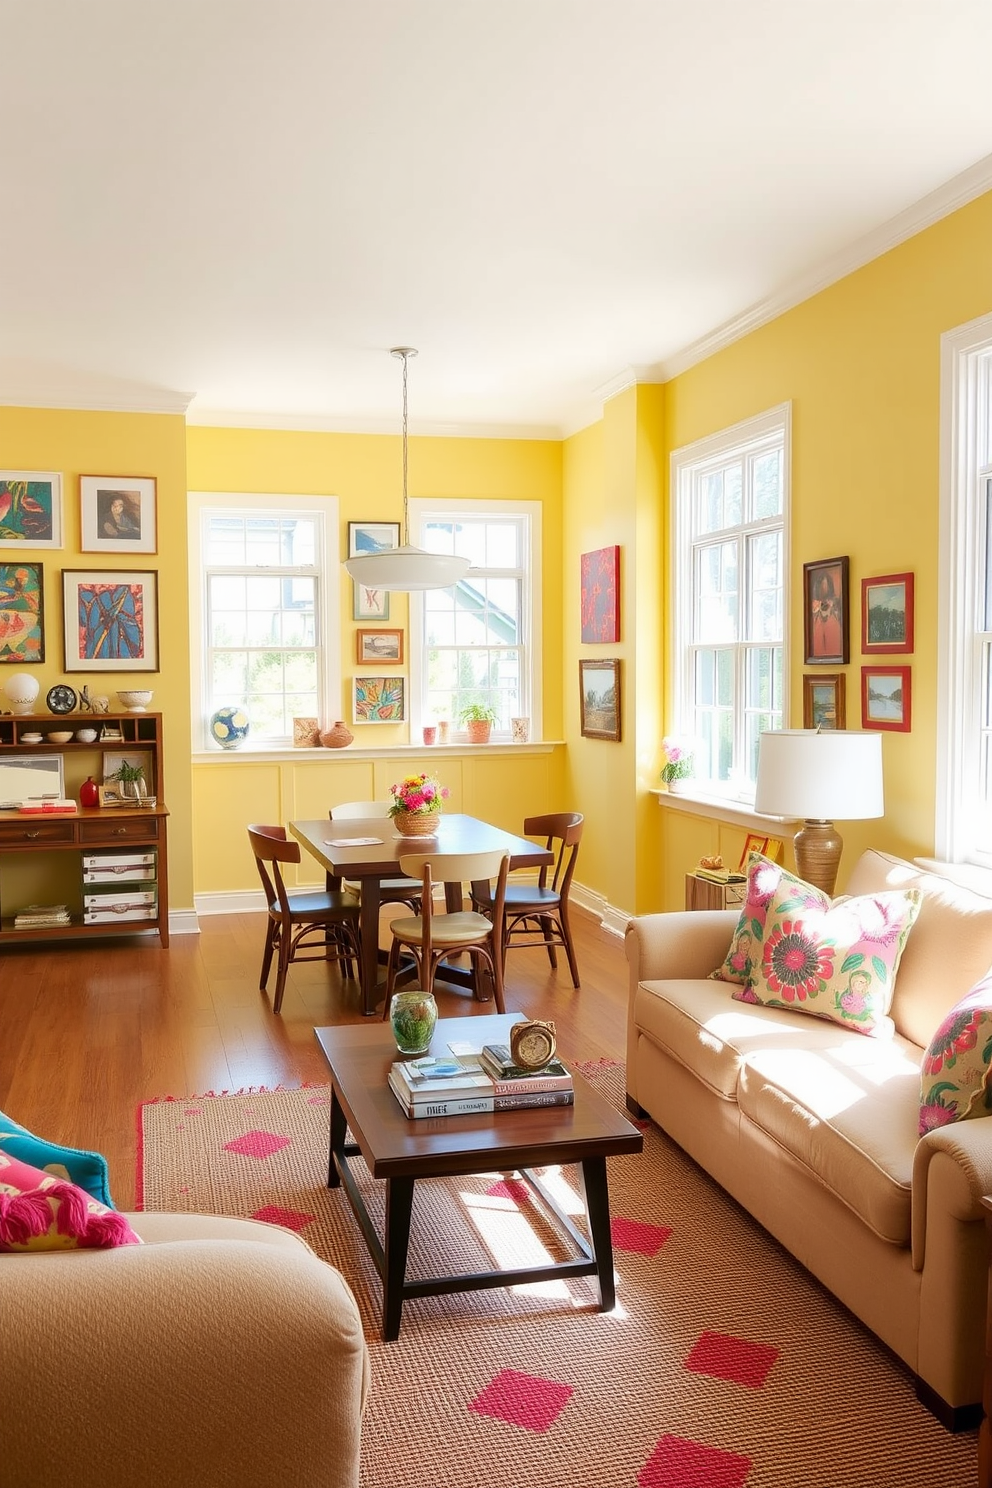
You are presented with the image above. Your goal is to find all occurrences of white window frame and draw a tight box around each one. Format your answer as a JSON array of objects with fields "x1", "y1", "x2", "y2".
[
  {"x1": 671, "y1": 403, "x2": 791, "y2": 799},
  {"x1": 187, "y1": 491, "x2": 340, "y2": 753},
  {"x1": 936, "y1": 311, "x2": 992, "y2": 864},
  {"x1": 407, "y1": 497, "x2": 542, "y2": 741}
]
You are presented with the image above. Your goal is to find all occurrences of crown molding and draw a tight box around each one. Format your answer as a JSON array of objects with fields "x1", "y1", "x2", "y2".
[
  {"x1": 0, "y1": 386, "x2": 196, "y2": 415},
  {"x1": 657, "y1": 150, "x2": 992, "y2": 382},
  {"x1": 185, "y1": 406, "x2": 562, "y2": 441}
]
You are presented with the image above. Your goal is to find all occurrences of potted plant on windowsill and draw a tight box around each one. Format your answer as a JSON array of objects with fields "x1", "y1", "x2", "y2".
[
  {"x1": 459, "y1": 702, "x2": 498, "y2": 744},
  {"x1": 661, "y1": 735, "x2": 695, "y2": 794}
]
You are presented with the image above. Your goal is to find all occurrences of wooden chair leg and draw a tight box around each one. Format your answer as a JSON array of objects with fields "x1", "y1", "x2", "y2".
[
  {"x1": 259, "y1": 917, "x2": 277, "y2": 991},
  {"x1": 559, "y1": 904, "x2": 581, "y2": 988},
  {"x1": 539, "y1": 914, "x2": 559, "y2": 970},
  {"x1": 272, "y1": 925, "x2": 292, "y2": 1014},
  {"x1": 485, "y1": 941, "x2": 506, "y2": 1014},
  {"x1": 383, "y1": 939, "x2": 403, "y2": 1016}
]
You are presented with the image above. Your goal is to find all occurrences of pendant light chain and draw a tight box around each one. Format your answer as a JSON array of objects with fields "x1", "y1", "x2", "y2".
[{"x1": 401, "y1": 349, "x2": 409, "y2": 545}]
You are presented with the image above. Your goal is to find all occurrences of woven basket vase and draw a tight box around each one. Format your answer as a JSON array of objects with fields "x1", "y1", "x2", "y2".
[{"x1": 393, "y1": 809, "x2": 442, "y2": 837}]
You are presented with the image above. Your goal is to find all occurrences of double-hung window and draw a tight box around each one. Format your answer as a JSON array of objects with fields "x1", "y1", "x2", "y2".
[
  {"x1": 188, "y1": 492, "x2": 339, "y2": 749},
  {"x1": 672, "y1": 404, "x2": 790, "y2": 795},
  {"x1": 937, "y1": 313, "x2": 992, "y2": 864},
  {"x1": 408, "y1": 498, "x2": 541, "y2": 740}
]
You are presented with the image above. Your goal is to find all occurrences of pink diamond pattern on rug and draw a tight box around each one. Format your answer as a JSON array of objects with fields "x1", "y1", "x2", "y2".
[
  {"x1": 469, "y1": 1369, "x2": 572, "y2": 1432},
  {"x1": 685, "y1": 1330, "x2": 780, "y2": 1389},
  {"x1": 224, "y1": 1130, "x2": 292, "y2": 1160},
  {"x1": 638, "y1": 1434, "x2": 752, "y2": 1488},
  {"x1": 486, "y1": 1178, "x2": 531, "y2": 1204},
  {"x1": 612, "y1": 1216, "x2": 671, "y2": 1255},
  {"x1": 251, "y1": 1204, "x2": 315, "y2": 1232}
]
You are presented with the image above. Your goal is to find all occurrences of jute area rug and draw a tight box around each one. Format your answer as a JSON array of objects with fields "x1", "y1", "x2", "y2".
[{"x1": 139, "y1": 1064, "x2": 977, "y2": 1488}]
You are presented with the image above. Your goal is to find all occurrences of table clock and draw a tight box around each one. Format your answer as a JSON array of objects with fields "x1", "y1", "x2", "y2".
[{"x1": 509, "y1": 1019, "x2": 557, "y2": 1070}]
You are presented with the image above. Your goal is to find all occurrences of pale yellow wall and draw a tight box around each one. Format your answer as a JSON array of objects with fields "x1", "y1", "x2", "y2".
[
  {"x1": 0, "y1": 406, "x2": 194, "y2": 909},
  {"x1": 186, "y1": 425, "x2": 567, "y2": 895}
]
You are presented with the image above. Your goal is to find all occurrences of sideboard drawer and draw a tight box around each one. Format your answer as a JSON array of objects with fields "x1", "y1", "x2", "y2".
[
  {"x1": 79, "y1": 817, "x2": 161, "y2": 846},
  {"x1": 0, "y1": 819, "x2": 77, "y2": 846}
]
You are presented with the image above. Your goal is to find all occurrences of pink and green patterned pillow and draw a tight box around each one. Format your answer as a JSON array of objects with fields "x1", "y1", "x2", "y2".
[
  {"x1": 733, "y1": 884, "x2": 922, "y2": 1037},
  {"x1": 0, "y1": 1152, "x2": 141, "y2": 1253},
  {"x1": 919, "y1": 977, "x2": 992, "y2": 1135},
  {"x1": 711, "y1": 853, "x2": 830, "y2": 987}
]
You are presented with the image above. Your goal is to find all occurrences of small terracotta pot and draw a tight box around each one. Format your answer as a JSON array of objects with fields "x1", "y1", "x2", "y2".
[
  {"x1": 320, "y1": 720, "x2": 354, "y2": 749},
  {"x1": 465, "y1": 720, "x2": 492, "y2": 744}
]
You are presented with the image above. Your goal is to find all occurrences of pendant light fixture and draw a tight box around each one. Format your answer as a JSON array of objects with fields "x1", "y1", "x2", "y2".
[{"x1": 344, "y1": 347, "x2": 470, "y2": 592}]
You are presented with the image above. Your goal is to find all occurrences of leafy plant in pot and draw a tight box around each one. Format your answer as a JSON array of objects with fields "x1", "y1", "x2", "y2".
[
  {"x1": 459, "y1": 702, "x2": 498, "y2": 744},
  {"x1": 113, "y1": 759, "x2": 147, "y2": 800}
]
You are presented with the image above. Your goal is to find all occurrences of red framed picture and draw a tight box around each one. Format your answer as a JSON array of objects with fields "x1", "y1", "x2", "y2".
[
  {"x1": 803, "y1": 556, "x2": 850, "y2": 665},
  {"x1": 861, "y1": 572, "x2": 914, "y2": 654},
  {"x1": 861, "y1": 666, "x2": 912, "y2": 732},
  {"x1": 580, "y1": 545, "x2": 620, "y2": 643}
]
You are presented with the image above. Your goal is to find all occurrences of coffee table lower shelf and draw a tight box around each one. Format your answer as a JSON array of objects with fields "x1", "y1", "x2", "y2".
[{"x1": 328, "y1": 1102, "x2": 617, "y2": 1341}]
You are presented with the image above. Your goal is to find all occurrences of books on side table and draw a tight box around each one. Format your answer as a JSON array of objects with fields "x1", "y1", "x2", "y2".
[{"x1": 388, "y1": 1047, "x2": 574, "y2": 1120}]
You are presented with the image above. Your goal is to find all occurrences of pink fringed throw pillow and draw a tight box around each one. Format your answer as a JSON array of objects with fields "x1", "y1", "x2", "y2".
[
  {"x1": 711, "y1": 854, "x2": 830, "y2": 987},
  {"x1": 0, "y1": 1152, "x2": 141, "y2": 1253}
]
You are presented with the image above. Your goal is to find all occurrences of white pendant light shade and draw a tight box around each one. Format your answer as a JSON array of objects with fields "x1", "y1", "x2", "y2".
[{"x1": 344, "y1": 347, "x2": 470, "y2": 593}]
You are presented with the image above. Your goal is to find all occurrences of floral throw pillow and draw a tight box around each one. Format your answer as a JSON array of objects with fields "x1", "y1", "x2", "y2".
[
  {"x1": 733, "y1": 885, "x2": 922, "y2": 1037},
  {"x1": 0, "y1": 1152, "x2": 142, "y2": 1253},
  {"x1": 919, "y1": 977, "x2": 992, "y2": 1135},
  {"x1": 711, "y1": 853, "x2": 830, "y2": 987}
]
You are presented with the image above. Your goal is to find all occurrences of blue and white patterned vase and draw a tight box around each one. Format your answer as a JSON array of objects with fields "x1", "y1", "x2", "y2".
[{"x1": 210, "y1": 706, "x2": 250, "y2": 750}]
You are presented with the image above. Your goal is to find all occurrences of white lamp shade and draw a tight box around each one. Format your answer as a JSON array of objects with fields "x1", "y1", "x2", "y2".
[
  {"x1": 344, "y1": 545, "x2": 470, "y2": 592},
  {"x1": 754, "y1": 730, "x2": 884, "y2": 821}
]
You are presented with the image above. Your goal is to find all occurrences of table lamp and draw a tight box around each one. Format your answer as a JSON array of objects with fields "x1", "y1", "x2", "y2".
[{"x1": 753, "y1": 729, "x2": 884, "y2": 895}]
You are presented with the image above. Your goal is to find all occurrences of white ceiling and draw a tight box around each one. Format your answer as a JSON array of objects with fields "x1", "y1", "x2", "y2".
[{"x1": 3, "y1": 0, "x2": 992, "y2": 438}]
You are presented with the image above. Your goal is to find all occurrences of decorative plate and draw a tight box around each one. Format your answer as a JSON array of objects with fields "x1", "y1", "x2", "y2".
[{"x1": 46, "y1": 684, "x2": 78, "y2": 715}]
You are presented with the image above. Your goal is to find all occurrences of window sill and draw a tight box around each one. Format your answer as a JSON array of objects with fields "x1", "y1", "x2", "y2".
[
  {"x1": 650, "y1": 786, "x2": 797, "y2": 832},
  {"x1": 194, "y1": 740, "x2": 564, "y2": 764}
]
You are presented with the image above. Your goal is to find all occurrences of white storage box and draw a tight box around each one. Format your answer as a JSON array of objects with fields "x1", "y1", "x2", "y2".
[
  {"x1": 82, "y1": 863, "x2": 156, "y2": 884},
  {"x1": 83, "y1": 887, "x2": 157, "y2": 911},
  {"x1": 81, "y1": 851, "x2": 156, "y2": 877},
  {"x1": 83, "y1": 905, "x2": 158, "y2": 925}
]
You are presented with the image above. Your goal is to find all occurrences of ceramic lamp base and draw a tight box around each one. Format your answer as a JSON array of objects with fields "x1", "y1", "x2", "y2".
[{"x1": 794, "y1": 819, "x2": 843, "y2": 896}]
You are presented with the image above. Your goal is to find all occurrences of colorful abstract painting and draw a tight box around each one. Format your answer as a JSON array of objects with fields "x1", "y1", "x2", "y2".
[
  {"x1": 62, "y1": 569, "x2": 158, "y2": 672},
  {"x1": 580, "y1": 545, "x2": 620, "y2": 643},
  {"x1": 0, "y1": 472, "x2": 62, "y2": 548},
  {"x1": 353, "y1": 674, "x2": 405, "y2": 722},
  {"x1": 0, "y1": 562, "x2": 44, "y2": 663}
]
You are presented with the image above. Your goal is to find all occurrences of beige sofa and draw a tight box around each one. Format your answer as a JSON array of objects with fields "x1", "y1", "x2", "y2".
[
  {"x1": 625, "y1": 848, "x2": 992, "y2": 1428},
  {"x1": 0, "y1": 1211, "x2": 370, "y2": 1488}
]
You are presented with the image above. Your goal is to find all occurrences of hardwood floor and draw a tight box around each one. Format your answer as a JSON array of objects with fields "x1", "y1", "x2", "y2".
[{"x1": 0, "y1": 904, "x2": 629, "y2": 1208}]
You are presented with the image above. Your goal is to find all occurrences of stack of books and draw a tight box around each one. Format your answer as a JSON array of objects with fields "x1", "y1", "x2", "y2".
[
  {"x1": 387, "y1": 1050, "x2": 574, "y2": 1120},
  {"x1": 14, "y1": 903, "x2": 71, "y2": 929}
]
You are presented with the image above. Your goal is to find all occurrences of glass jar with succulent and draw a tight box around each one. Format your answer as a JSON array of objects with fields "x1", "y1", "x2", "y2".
[{"x1": 113, "y1": 759, "x2": 147, "y2": 800}]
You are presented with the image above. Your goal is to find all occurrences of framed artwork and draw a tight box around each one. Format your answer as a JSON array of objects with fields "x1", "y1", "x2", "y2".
[
  {"x1": 738, "y1": 833, "x2": 769, "y2": 870},
  {"x1": 803, "y1": 556, "x2": 850, "y2": 665},
  {"x1": 802, "y1": 673, "x2": 846, "y2": 730},
  {"x1": 348, "y1": 521, "x2": 400, "y2": 557},
  {"x1": 0, "y1": 561, "x2": 44, "y2": 664},
  {"x1": 62, "y1": 569, "x2": 159, "y2": 672},
  {"x1": 862, "y1": 572, "x2": 914, "y2": 654},
  {"x1": 0, "y1": 472, "x2": 62, "y2": 548},
  {"x1": 80, "y1": 476, "x2": 157, "y2": 554},
  {"x1": 353, "y1": 580, "x2": 389, "y2": 621},
  {"x1": 580, "y1": 545, "x2": 620, "y2": 643},
  {"x1": 102, "y1": 750, "x2": 155, "y2": 792},
  {"x1": 579, "y1": 658, "x2": 621, "y2": 741},
  {"x1": 356, "y1": 628, "x2": 404, "y2": 664},
  {"x1": 0, "y1": 753, "x2": 64, "y2": 804},
  {"x1": 862, "y1": 665, "x2": 912, "y2": 732},
  {"x1": 353, "y1": 675, "x2": 405, "y2": 723}
]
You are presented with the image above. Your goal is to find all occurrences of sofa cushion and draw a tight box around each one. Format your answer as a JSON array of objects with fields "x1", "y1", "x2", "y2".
[
  {"x1": 0, "y1": 1109, "x2": 114, "y2": 1207},
  {"x1": 711, "y1": 853, "x2": 829, "y2": 986},
  {"x1": 736, "y1": 886, "x2": 921, "y2": 1037},
  {"x1": 844, "y1": 850, "x2": 992, "y2": 1047},
  {"x1": 919, "y1": 974, "x2": 992, "y2": 1134},
  {"x1": 0, "y1": 1153, "x2": 141, "y2": 1252}
]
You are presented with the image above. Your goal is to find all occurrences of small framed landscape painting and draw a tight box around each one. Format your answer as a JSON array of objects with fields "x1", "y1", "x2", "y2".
[
  {"x1": 0, "y1": 472, "x2": 62, "y2": 548},
  {"x1": 62, "y1": 569, "x2": 159, "y2": 672},
  {"x1": 862, "y1": 572, "x2": 914, "y2": 654},
  {"x1": 356, "y1": 628, "x2": 403, "y2": 664},
  {"x1": 353, "y1": 674, "x2": 405, "y2": 723},
  {"x1": 580, "y1": 545, "x2": 620, "y2": 643},
  {"x1": 862, "y1": 665, "x2": 912, "y2": 732},
  {"x1": 802, "y1": 673, "x2": 845, "y2": 731},
  {"x1": 579, "y1": 658, "x2": 621, "y2": 741},
  {"x1": 803, "y1": 556, "x2": 850, "y2": 665},
  {"x1": 348, "y1": 521, "x2": 400, "y2": 558},
  {"x1": 0, "y1": 561, "x2": 44, "y2": 664},
  {"x1": 80, "y1": 475, "x2": 157, "y2": 554}
]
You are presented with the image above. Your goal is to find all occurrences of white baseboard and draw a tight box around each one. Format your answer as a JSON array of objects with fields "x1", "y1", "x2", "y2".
[
  {"x1": 570, "y1": 880, "x2": 631, "y2": 938},
  {"x1": 168, "y1": 908, "x2": 202, "y2": 935}
]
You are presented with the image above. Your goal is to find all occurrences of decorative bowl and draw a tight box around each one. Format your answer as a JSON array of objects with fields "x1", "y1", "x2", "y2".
[
  {"x1": 20, "y1": 733, "x2": 43, "y2": 744},
  {"x1": 117, "y1": 689, "x2": 153, "y2": 712},
  {"x1": 75, "y1": 728, "x2": 98, "y2": 743},
  {"x1": 46, "y1": 731, "x2": 73, "y2": 745}
]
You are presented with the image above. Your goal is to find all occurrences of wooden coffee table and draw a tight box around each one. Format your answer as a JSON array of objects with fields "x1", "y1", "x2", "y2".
[{"x1": 314, "y1": 1012, "x2": 644, "y2": 1339}]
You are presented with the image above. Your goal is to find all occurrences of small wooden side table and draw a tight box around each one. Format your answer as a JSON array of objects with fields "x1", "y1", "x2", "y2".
[
  {"x1": 980, "y1": 1197, "x2": 992, "y2": 1487},
  {"x1": 684, "y1": 873, "x2": 747, "y2": 912}
]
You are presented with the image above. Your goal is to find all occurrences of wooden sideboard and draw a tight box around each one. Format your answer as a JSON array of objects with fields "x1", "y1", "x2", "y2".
[{"x1": 0, "y1": 711, "x2": 169, "y2": 948}]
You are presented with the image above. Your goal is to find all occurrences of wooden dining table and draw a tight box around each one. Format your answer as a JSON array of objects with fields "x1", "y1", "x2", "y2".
[{"x1": 289, "y1": 813, "x2": 554, "y2": 1016}]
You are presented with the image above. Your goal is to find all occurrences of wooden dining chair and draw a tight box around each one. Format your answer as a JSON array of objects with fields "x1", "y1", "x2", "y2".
[
  {"x1": 473, "y1": 812, "x2": 584, "y2": 987},
  {"x1": 382, "y1": 849, "x2": 510, "y2": 1013},
  {"x1": 328, "y1": 800, "x2": 422, "y2": 911},
  {"x1": 247, "y1": 824, "x2": 362, "y2": 1014}
]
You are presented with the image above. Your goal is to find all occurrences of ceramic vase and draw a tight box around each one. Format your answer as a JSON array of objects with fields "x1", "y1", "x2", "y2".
[
  {"x1": 667, "y1": 777, "x2": 692, "y2": 795},
  {"x1": 389, "y1": 990, "x2": 438, "y2": 1056},
  {"x1": 394, "y1": 809, "x2": 441, "y2": 837},
  {"x1": 465, "y1": 720, "x2": 492, "y2": 744},
  {"x1": 320, "y1": 720, "x2": 354, "y2": 748}
]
